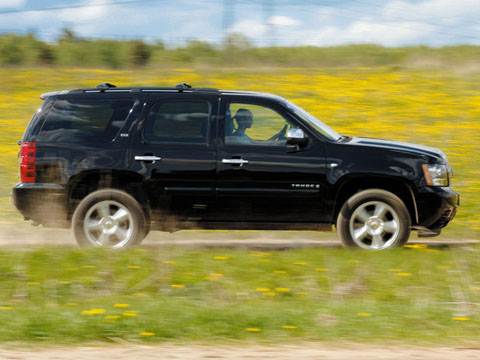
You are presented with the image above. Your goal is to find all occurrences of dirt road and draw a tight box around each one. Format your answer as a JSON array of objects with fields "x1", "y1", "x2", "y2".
[
  {"x1": 2, "y1": 344, "x2": 480, "y2": 360},
  {"x1": 0, "y1": 224, "x2": 477, "y2": 248}
]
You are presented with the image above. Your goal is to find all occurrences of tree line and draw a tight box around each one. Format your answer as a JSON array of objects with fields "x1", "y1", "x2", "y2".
[{"x1": 1, "y1": 30, "x2": 480, "y2": 68}]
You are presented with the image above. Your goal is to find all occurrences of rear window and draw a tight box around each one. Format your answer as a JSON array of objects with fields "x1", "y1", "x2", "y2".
[
  {"x1": 37, "y1": 98, "x2": 134, "y2": 143},
  {"x1": 144, "y1": 101, "x2": 210, "y2": 144}
]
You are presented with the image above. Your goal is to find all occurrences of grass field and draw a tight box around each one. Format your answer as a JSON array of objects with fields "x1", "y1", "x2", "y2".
[
  {"x1": 0, "y1": 66, "x2": 479, "y2": 344},
  {"x1": 0, "y1": 66, "x2": 479, "y2": 237},
  {"x1": 0, "y1": 246, "x2": 477, "y2": 343}
]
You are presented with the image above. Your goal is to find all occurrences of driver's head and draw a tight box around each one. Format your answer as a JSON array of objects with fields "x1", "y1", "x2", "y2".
[{"x1": 234, "y1": 108, "x2": 253, "y2": 129}]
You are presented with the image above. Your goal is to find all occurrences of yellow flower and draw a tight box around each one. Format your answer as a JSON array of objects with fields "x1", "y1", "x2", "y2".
[
  {"x1": 282, "y1": 325, "x2": 297, "y2": 330},
  {"x1": 0, "y1": 306, "x2": 14, "y2": 311},
  {"x1": 404, "y1": 244, "x2": 427, "y2": 249},
  {"x1": 293, "y1": 261, "x2": 307, "y2": 266},
  {"x1": 139, "y1": 331, "x2": 155, "y2": 337},
  {"x1": 256, "y1": 287, "x2": 271, "y2": 293},
  {"x1": 122, "y1": 310, "x2": 138, "y2": 317},
  {"x1": 245, "y1": 327, "x2": 261, "y2": 332},
  {"x1": 207, "y1": 273, "x2": 224, "y2": 281},
  {"x1": 81, "y1": 308, "x2": 106, "y2": 316},
  {"x1": 213, "y1": 255, "x2": 230, "y2": 261},
  {"x1": 396, "y1": 272, "x2": 412, "y2": 277},
  {"x1": 452, "y1": 316, "x2": 470, "y2": 321},
  {"x1": 171, "y1": 284, "x2": 185, "y2": 289},
  {"x1": 357, "y1": 312, "x2": 371, "y2": 317},
  {"x1": 275, "y1": 287, "x2": 290, "y2": 293},
  {"x1": 113, "y1": 303, "x2": 129, "y2": 308}
]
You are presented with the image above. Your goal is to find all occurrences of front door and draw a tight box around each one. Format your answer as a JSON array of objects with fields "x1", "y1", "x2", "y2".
[
  {"x1": 130, "y1": 93, "x2": 218, "y2": 222},
  {"x1": 213, "y1": 96, "x2": 328, "y2": 223}
]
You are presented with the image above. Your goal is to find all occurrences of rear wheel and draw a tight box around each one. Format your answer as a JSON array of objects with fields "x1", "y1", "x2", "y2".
[
  {"x1": 336, "y1": 189, "x2": 411, "y2": 250},
  {"x1": 72, "y1": 189, "x2": 148, "y2": 248}
]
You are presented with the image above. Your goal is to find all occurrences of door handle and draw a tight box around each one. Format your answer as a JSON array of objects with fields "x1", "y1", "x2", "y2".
[
  {"x1": 222, "y1": 158, "x2": 249, "y2": 167},
  {"x1": 135, "y1": 155, "x2": 162, "y2": 164}
]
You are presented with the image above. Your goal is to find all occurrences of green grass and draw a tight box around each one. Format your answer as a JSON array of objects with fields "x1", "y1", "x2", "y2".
[{"x1": 0, "y1": 246, "x2": 478, "y2": 343}]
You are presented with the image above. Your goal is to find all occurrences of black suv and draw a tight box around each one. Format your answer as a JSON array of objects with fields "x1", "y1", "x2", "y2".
[{"x1": 13, "y1": 83, "x2": 459, "y2": 250}]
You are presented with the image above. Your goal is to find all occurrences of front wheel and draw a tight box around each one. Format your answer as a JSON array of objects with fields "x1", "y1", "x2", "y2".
[
  {"x1": 336, "y1": 189, "x2": 411, "y2": 250},
  {"x1": 72, "y1": 189, "x2": 148, "y2": 248}
]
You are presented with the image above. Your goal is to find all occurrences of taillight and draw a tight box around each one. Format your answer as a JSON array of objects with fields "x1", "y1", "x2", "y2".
[{"x1": 20, "y1": 141, "x2": 36, "y2": 183}]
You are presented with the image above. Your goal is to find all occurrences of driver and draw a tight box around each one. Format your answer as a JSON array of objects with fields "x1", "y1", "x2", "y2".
[{"x1": 232, "y1": 108, "x2": 254, "y2": 143}]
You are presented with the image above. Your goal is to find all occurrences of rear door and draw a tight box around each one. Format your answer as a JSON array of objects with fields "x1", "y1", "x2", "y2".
[{"x1": 129, "y1": 92, "x2": 218, "y2": 222}]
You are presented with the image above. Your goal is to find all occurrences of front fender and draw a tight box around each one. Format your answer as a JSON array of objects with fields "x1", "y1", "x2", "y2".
[{"x1": 323, "y1": 143, "x2": 423, "y2": 224}]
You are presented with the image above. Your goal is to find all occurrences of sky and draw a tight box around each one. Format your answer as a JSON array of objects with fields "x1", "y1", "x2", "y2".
[{"x1": 0, "y1": 0, "x2": 478, "y2": 47}]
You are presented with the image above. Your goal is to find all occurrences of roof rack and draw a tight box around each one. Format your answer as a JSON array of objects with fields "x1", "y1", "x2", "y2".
[{"x1": 40, "y1": 84, "x2": 224, "y2": 99}]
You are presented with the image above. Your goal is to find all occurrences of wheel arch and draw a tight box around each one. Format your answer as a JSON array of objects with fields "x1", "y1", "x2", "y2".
[
  {"x1": 67, "y1": 170, "x2": 149, "y2": 219},
  {"x1": 332, "y1": 175, "x2": 418, "y2": 225}
]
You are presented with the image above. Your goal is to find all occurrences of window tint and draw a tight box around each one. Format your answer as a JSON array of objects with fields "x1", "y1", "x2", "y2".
[
  {"x1": 144, "y1": 101, "x2": 210, "y2": 144},
  {"x1": 23, "y1": 99, "x2": 53, "y2": 141},
  {"x1": 225, "y1": 103, "x2": 293, "y2": 146},
  {"x1": 37, "y1": 98, "x2": 133, "y2": 143}
]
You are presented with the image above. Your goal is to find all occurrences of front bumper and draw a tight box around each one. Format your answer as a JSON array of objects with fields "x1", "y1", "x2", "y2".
[
  {"x1": 415, "y1": 186, "x2": 459, "y2": 231},
  {"x1": 12, "y1": 183, "x2": 69, "y2": 227}
]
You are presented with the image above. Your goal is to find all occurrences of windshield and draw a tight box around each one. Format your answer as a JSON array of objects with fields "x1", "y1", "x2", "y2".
[{"x1": 286, "y1": 101, "x2": 341, "y2": 141}]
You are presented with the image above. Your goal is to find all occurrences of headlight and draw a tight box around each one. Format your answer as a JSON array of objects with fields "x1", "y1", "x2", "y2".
[{"x1": 422, "y1": 164, "x2": 449, "y2": 187}]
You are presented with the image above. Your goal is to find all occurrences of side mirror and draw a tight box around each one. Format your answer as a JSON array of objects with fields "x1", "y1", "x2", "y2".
[{"x1": 286, "y1": 128, "x2": 308, "y2": 148}]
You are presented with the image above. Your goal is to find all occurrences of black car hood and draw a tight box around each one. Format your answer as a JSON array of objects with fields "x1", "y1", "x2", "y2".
[{"x1": 348, "y1": 137, "x2": 446, "y2": 161}]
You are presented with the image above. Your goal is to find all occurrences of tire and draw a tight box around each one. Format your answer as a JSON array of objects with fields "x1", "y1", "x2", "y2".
[
  {"x1": 72, "y1": 189, "x2": 148, "y2": 248},
  {"x1": 336, "y1": 189, "x2": 411, "y2": 250}
]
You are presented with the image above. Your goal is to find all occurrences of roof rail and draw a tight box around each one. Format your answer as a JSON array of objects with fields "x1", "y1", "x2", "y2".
[
  {"x1": 40, "y1": 83, "x2": 224, "y2": 99},
  {"x1": 96, "y1": 83, "x2": 117, "y2": 91}
]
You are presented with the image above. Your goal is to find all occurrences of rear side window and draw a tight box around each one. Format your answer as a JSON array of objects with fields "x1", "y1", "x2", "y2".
[
  {"x1": 37, "y1": 98, "x2": 134, "y2": 143},
  {"x1": 144, "y1": 101, "x2": 210, "y2": 144},
  {"x1": 22, "y1": 99, "x2": 53, "y2": 141}
]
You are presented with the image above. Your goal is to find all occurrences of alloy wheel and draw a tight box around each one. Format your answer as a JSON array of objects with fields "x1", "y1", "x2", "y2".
[
  {"x1": 348, "y1": 201, "x2": 400, "y2": 250},
  {"x1": 83, "y1": 200, "x2": 134, "y2": 248}
]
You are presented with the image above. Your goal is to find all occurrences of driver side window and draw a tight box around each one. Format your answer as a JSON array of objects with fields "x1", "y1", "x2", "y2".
[{"x1": 225, "y1": 103, "x2": 292, "y2": 146}]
